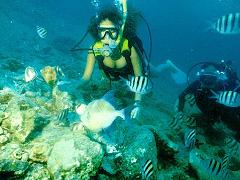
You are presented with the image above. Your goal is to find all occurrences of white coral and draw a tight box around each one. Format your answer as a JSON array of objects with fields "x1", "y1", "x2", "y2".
[{"x1": 0, "y1": 134, "x2": 8, "y2": 144}]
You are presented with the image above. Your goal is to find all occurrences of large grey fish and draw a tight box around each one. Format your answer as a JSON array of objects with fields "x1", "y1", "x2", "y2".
[
  {"x1": 210, "y1": 90, "x2": 240, "y2": 107},
  {"x1": 76, "y1": 90, "x2": 131, "y2": 133},
  {"x1": 214, "y1": 13, "x2": 240, "y2": 34},
  {"x1": 122, "y1": 76, "x2": 153, "y2": 94}
]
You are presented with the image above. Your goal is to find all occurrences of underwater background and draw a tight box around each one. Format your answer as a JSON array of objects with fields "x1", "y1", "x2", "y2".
[{"x1": 1, "y1": 0, "x2": 240, "y2": 179}]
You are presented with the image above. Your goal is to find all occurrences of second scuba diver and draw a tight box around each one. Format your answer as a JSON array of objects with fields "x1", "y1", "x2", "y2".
[{"x1": 174, "y1": 60, "x2": 240, "y2": 140}]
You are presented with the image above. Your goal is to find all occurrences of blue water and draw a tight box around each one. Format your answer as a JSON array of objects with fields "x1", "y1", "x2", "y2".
[
  {"x1": 1, "y1": 0, "x2": 240, "y2": 73},
  {"x1": 1, "y1": 1, "x2": 240, "y2": 178}
]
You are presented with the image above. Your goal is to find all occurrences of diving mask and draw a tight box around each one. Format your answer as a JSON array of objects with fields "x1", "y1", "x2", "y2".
[
  {"x1": 197, "y1": 68, "x2": 228, "y2": 82},
  {"x1": 98, "y1": 26, "x2": 119, "y2": 40}
]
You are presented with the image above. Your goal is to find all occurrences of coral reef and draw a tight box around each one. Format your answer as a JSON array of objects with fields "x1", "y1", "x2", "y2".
[
  {"x1": 0, "y1": 58, "x2": 239, "y2": 179},
  {"x1": 47, "y1": 132, "x2": 104, "y2": 179},
  {"x1": 24, "y1": 164, "x2": 51, "y2": 180},
  {"x1": 29, "y1": 142, "x2": 50, "y2": 163},
  {"x1": 40, "y1": 66, "x2": 57, "y2": 86},
  {"x1": 0, "y1": 143, "x2": 30, "y2": 178}
]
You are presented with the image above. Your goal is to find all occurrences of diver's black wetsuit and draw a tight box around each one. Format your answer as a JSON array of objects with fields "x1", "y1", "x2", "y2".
[{"x1": 178, "y1": 79, "x2": 240, "y2": 134}]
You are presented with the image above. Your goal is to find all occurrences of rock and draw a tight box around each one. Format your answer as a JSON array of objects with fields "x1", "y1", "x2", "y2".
[
  {"x1": 101, "y1": 155, "x2": 118, "y2": 175},
  {"x1": 100, "y1": 122, "x2": 158, "y2": 179},
  {"x1": 12, "y1": 148, "x2": 29, "y2": 161},
  {"x1": 0, "y1": 159, "x2": 29, "y2": 176},
  {"x1": 29, "y1": 142, "x2": 50, "y2": 163},
  {"x1": 47, "y1": 132, "x2": 104, "y2": 179},
  {"x1": 2, "y1": 107, "x2": 36, "y2": 143},
  {"x1": 52, "y1": 86, "x2": 73, "y2": 111},
  {"x1": 0, "y1": 88, "x2": 14, "y2": 104},
  {"x1": 0, "y1": 143, "x2": 30, "y2": 177},
  {"x1": 1, "y1": 96, "x2": 50, "y2": 143},
  {"x1": 0, "y1": 134, "x2": 9, "y2": 144},
  {"x1": 0, "y1": 127, "x2": 11, "y2": 146},
  {"x1": 24, "y1": 164, "x2": 51, "y2": 180},
  {"x1": 119, "y1": 126, "x2": 158, "y2": 178}
]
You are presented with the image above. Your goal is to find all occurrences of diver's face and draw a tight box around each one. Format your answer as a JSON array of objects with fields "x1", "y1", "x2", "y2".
[
  {"x1": 98, "y1": 19, "x2": 119, "y2": 44},
  {"x1": 200, "y1": 75, "x2": 218, "y2": 89},
  {"x1": 199, "y1": 66, "x2": 219, "y2": 89}
]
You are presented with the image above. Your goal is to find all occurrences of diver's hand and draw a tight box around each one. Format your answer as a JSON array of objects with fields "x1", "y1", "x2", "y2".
[
  {"x1": 185, "y1": 94, "x2": 196, "y2": 106},
  {"x1": 131, "y1": 101, "x2": 141, "y2": 119}
]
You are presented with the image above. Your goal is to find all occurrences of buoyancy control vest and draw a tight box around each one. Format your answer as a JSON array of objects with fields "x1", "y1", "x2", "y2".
[{"x1": 92, "y1": 37, "x2": 147, "y2": 81}]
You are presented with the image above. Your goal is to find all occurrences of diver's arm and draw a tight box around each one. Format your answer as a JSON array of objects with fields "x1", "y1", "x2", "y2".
[
  {"x1": 80, "y1": 52, "x2": 96, "y2": 85},
  {"x1": 130, "y1": 46, "x2": 143, "y2": 101}
]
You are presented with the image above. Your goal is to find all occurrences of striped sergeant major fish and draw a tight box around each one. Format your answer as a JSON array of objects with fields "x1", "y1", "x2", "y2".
[
  {"x1": 202, "y1": 159, "x2": 234, "y2": 179},
  {"x1": 214, "y1": 13, "x2": 240, "y2": 34},
  {"x1": 224, "y1": 137, "x2": 240, "y2": 156},
  {"x1": 189, "y1": 150, "x2": 236, "y2": 180},
  {"x1": 122, "y1": 76, "x2": 153, "y2": 95},
  {"x1": 36, "y1": 26, "x2": 47, "y2": 38},
  {"x1": 169, "y1": 112, "x2": 184, "y2": 130},
  {"x1": 169, "y1": 112, "x2": 196, "y2": 130},
  {"x1": 184, "y1": 129, "x2": 196, "y2": 150},
  {"x1": 142, "y1": 159, "x2": 154, "y2": 180},
  {"x1": 57, "y1": 108, "x2": 69, "y2": 122},
  {"x1": 182, "y1": 115, "x2": 196, "y2": 128},
  {"x1": 222, "y1": 154, "x2": 230, "y2": 169},
  {"x1": 210, "y1": 90, "x2": 240, "y2": 107}
]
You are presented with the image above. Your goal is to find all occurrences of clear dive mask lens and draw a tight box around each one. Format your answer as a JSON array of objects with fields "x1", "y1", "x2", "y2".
[
  {"x1": 98, "y1": 27, "x2": 119, "y2": 40},
  {"x1": 197, "y1": 69, "x2": 228, "y2": 81},
  {"x1": 199, "y1": 74, "x2": 218, "y2": 87},
  {"x1": 197, "y1": 69, "x2": 228, "y2": 87}
]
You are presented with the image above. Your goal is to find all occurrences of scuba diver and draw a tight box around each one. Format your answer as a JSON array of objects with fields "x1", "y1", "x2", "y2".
[
  {"x1": 175, "y1": 60, "x2": 240, "y2": 138},
  {"x1": 71, "y1": 0, "x2": 187, "y2": 118},
  {"x1": 75, "y1": 0, "x2": 146, "y2": 118}
]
